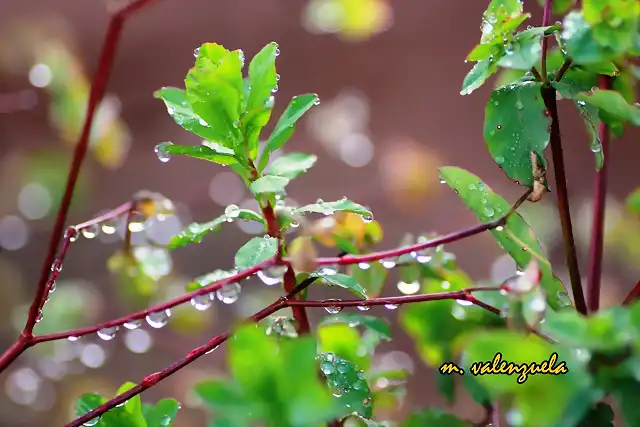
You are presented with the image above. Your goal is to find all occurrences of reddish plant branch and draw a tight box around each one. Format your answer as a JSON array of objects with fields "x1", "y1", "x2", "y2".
[
  {"x1": 67, "y1": 276, "x2": 318, "y2": 427},
  {"x1": 539, "y1": 0, "x2": 587, "y2": 314},
  {"x1": 587, "y1": 75, "x2": 612, "y2": 313},
  {"x1": 622, "y1": 279, "x2": 640, "y2": 306}
]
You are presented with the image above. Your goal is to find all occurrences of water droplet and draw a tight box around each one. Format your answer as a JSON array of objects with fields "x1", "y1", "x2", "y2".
[
  {"x1": 128, "y1": 211, "x2": 146, "y2": 233},
  {"x1": 357, "y1": 304, "x2": 370, "y2": 311},
  {"x1": 146, "y1": 310, "x2": 171, "y2": 328},
  {"x1": 159, "y1": 415, "x2": 172, "y2": 426},
  {"x1": 97, "y1": 326, "x2": 119, "y2": 341},
  {"x1": 193, "y1": 47, "x2": 200, "y2": 58},
  {"x1": 515, "y1": 100, "x2": 523, "y2": 110},
  {"x1": 216, "y1": 282, "x2": 241, "y2": 304},
  {"x1": 51, "y1": 261, "x2": 62, "y2": 273},
  {"x1": 381, "y1": 258, "x2": 396, "y2": 269},
  {"x1": 544, "y1": 109, "x2": 552, "y2": 116},
  {"x1": 224, "y1": 204, "x2": 240, "y2": 218},
  {"x1": 457, "y1": 299, "x2": 473, "y2": 306},
  {"x1": 439, "y1": 178, "x2": 446, "y2": 184},
  {"x1": 495, "y1": 155, "x2": 505, "y2": 165},
  {"x1": 483, "y1": 206, "x2": 495, "y2": 217},
  {"x1": 257, "y1": 265, "x2": 287, "y2": 285},
  {"x1": 68, "y1": 336, "x2": 80, "y2": 342},
  {"x1": 361, "y1": 213, "x2": 373, "y2": 223},
  {"x1": 384, "y1": 303, "x2": 399, "y2": 310},
  {"x1": 274, "y1": 48, "x2": 280, "y2": 56},
  {"x1": 324, "y1": 300, "x2": 343, "y2": 314},
  {"x1": 290, "y1": 220, "x2": 300, "y2": 228},
  {"x1": 65, "y1": 226, "x2": 79, "y2": 243},
  {"x1": 529, "y1": 294, "x2": 546, "y2": 313},
  {"x1": 191, "y1": 293, "x2": 213, "y2": 311},
  {"x1": 591, "y1": 145, "x2": 601, "y2": 153},
  {"x1": 496, "y1": 124, "x2": 502, "y2": 130},
  {"x1": 36, "y1": 311, "x2": 43, "y2": 323},
  {"x1": 556, "y1": 291, "x2": 572, "y2": 307},
  {"x1": 358, "y1": 262, "x2": 370, "y2": 270},
  {"x1": 320, "y1": 361, "x2": 335, "y2": 375},
  {"x1": 101, "y1": 220, "x2": 116, "y2": 235},
  {"x1": 275, "y1": 73, "x2": 281, "y2": 81},
  {"x1": 506, "y1": 409, "x2": 524, "y2": 426},
  {"x1": 316, "y1": 198, "x2": 324, "y2": 204},
  {"x1": 81, "y1": 224, "x2": 100, "y2": 239},
  {"x1": 49, "y1": 281, "x2": 56, "y2": 293},
  {"x1": 496, "y1": 225, "x2": 504, "y2": 231},
  {"x1": 123, "y1": 320, "x2": 142, "y2": 330},
  {"x1": 271, "y1": 84, "x2": 279, "y2": 93},
  {"x1": 264, "y1": 96, "x2": 275, "y2": 109},
  {"x1": 314, "y1": 98, "x2": 320, "y2": 106},
  {"x1": 397, "y1": 280, "x2": 420, "y2": 295},
  {"x1": 82, "y1": 418, "x2": 100, "y2": 426},
  {"x1": 337, "y1": 362, "x2": 349, "y2": 373},
  {"x1": 154, "y1": 142, "x2": 173, "y2": 163},
  {"x1": 319, "y1": 265, "x2": 338, "y2": 276}
]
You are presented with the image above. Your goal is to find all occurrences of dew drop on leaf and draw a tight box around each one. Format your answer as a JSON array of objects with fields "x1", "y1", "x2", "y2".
[
  {"x1": 224, "y1": 204, "x2": 240, "y2": 218},
  {"x1": 193, "y1": 47, "x2": 200, "y2": 58},
  {"x1": 154, "y1": 142, "x2": 173, "y2": 163},
  {"x1": 146, "y1": 310, "x2": 171, "y2": 329},
  {"x1": 216, "y1": 282, "x2": 241, "y2": 304},
  {"x1": 360, "y1": 213, "x2": 373, "y2": 223},
  {"x1": 496, "y1": 124, "x2": 502, "y2": 130},
  {"x1": 97, "y1": 326, "x2": 119, "y2": 341},
  {"x1": 556, "y1": 291, "x2": 572, "y2": 307},
  {"x1": 320, "y1": 361, "x2": 335, "y2": 375},
  {"x1": 495, "y1": 155, "x2": 505, "y2": 165},
  {"x1": 190, "y1": 293, "x2": 213, "y2": 311}
]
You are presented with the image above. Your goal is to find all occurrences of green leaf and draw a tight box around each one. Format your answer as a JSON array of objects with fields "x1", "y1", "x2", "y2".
[
  {"x1": 168, "y1": 209, "x2": 265, "y2": 250},
  {"x1": 484, "y1": 81, "x2": 550, "y2": 187},
  {"x1": 401, "y1": 409, "x2": 469, "y2": 427},
  {"x1": 154, "y1": 87, "x2": 222, "y2": 142},
  {"x1": 626, "y1": 188, "x2": 640, "y2": 213},
  {"x1": 583, "y1": 0, "x2": 640, "y2": 55},
  {"x1": 541, "y1": 306, "x2": 638, "y2": 352},
  {"x1": 312, "y1": 271, "x2": 368, "y2": 299},
  {"x1": 258, "y1": 94, "x2": 319, "y2": 170},
  {"x1": 115, "y1": 382, "x2": 146, "y2": 427},
  {"x1": 461, "y1": 59, "x2": 499, "y2": 96},
  {"x1": 155, "y1": 141, "x2": 237, "y2": 166},
  {"x1": 246, "y1": 43, "x2": 278, "y2": 112},
  {"x1": 319, "y1": 313, "x2": 392, "y2": 341},
  {"x1": 234, "y1": 236, "x2": 278, "y2": 269},
  {"x1": 185, "y1": 48, "x2": 244, "y2": 149},
  {"x1": 75, "y1": 393, "x2": 107, "y2": 420},
  {"x1": 497, "y1": 32, "x2": 543, "y2": 70},
  {"x1": 349, "y1": 261, "x2": 388, "y2": 297},
  {"x1": 318, "y1": 323, "x2": 368, "y2": 370},
  {"x1": 611, "y1": 379, "x2": 640, "y2": 427},
  {"x1": 462, "y1": 331, "x2": 592, "y2": 427},
  {"x1": 438, "y1": 167, "x2": 567, "y2": 310},
  {"x1": 480, "y1": 0, "x2": 526, "y2": 45},
  {"x1": 562, "y1": 11, "x2": 609, "y2": 64},
  {"x1": 317, "y1": 352, "x2": 373, "y2": 418},
  {"x1": 575, "y1": 89, "x2": 640, "y2": 126},
  {"x1": 143, "y1": 399, "x2": 181, "y2": 427},
  {"x1": 195, "y1": 380, "x2": 251, "y2": 426},
  {"x1": 535, "y1": 0, "x2": 575, "y2": 14},
  {"x1": 295, "y1": 198, "x2": 372, "y2": 217},
  {"x1": 249, "y1": 175, "x2": 290, "y2": 194},
  {"x1": 266, "y1": 152, "x2": 318, "y2": 179},
  {"x1": 241, "y1": 106, "x2": 271, "y2": 160},
  {"x1": 436, "y1": 372, "x2": 456, "y2": 403}
]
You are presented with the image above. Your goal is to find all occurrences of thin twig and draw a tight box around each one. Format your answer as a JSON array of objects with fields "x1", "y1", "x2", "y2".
[
  {"x1": 530, "y1": 67, "x2": 543, "y2": 82},
  {"x1": 554, "y1": 58, "x2": 573, "y2": 82},
  {"x1": 540, "y1": 0, "x2": 553, "y2": 85},
  {"x1": 587, "y1": 75, "x2": 612, "y2": 313},
  {"x1": 622, "y1": 279, "x2": 640, "y2": 306},
  {"x1": 66, "y1": 277, "x2": 318, "y2": 427},
  {"x1": 541, "y1": 87, "x2": 587, "y2": 314}
]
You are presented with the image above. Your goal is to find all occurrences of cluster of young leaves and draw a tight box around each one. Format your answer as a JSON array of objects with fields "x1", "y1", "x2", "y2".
[
  {"x1": 75, "y1": 382, "x2": 180, "y2": 427},
  {"x1": 463, "y1": 0, "x2": 640, "y2": 179}
]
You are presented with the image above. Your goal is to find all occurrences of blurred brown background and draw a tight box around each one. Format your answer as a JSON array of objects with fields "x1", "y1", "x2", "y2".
[{"x1": 1, "y1": 0, "x2": 640, "y2": 425}]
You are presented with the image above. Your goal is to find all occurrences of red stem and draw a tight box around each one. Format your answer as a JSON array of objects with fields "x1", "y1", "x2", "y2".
[
  {"x1": 540, "y1": 0, "x2": 552, "y2": 82},
  {"x1": 587, "y1": 75, "x2": 612, "y2": 313},
  {"x1": 622, "y1": 279, "x2": 640, "y2": 306}
]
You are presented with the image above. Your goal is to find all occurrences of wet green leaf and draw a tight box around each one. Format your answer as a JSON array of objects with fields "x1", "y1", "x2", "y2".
[
  {"x1": 234, "y1": 236, "x2": 278, "y2": 269},
  {"x1": 185, "y1": 47, "x2": 244, "y2": 149},
  {"x1": 461, "y1": 59, "x2": 499, "y2": 96},
  {"x1": 575, "y1": 89, "x2": 640, "y2": 125},
  {"x1": 168, "y1": 209, "x2": 264, "y2": 250},
  {"x1": 438, "y1": 167, "x2": 567, "y2": 310},
  {"x1": 483, "y1": 80, "x2": 550, "y2": 187},
  {"x1": 311, "y1": 271, "x2": 368, "y2": 299},
  {"x1": 562, "y1": 12, "x2": 609, "y2": 64},
  {"x1": 401, "y1": 408, "x2": 469, "y2": 427},
  {"x1": 317, "y1": 352, "x2": 373, "y2": 418},
  {"x1": 535, "y1": 0, "x2": 575, "y2": 14},
  {"x1": 154, "y1": 87, "x2": 222, "y2": 142},
  {"x1": 249, "y1": 175, "x2": 290, "y2": 194},
  {"x1": 497, "y1": 31, "x2": 543, "y2": 70},
  {"x1": 266, "y1": 152, "x2": 317, "y2": 179},
  {"x1": 258, "y1": 94, "x2": 319, "y2": 170},
  {"x1": 295, "y1": 199, "x2": 371, "y2": 217},
  {"x1": 142, "y1": 399, "x2": 181, "y2": 427},
  {"x1": 246, "y1": 42, "x2": 278, "y2": 112},
  {"x1": 155, "y1": 141, "x2": 237, "y2": 165}
]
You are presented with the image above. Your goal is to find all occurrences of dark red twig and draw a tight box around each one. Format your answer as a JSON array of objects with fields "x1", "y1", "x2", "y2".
[
  {"x1": 586, "y1": 75, "x2": 612, "y2": 313},
  {"x1": 622, "y1": 279, "x2": 640, "y2": 306}
]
